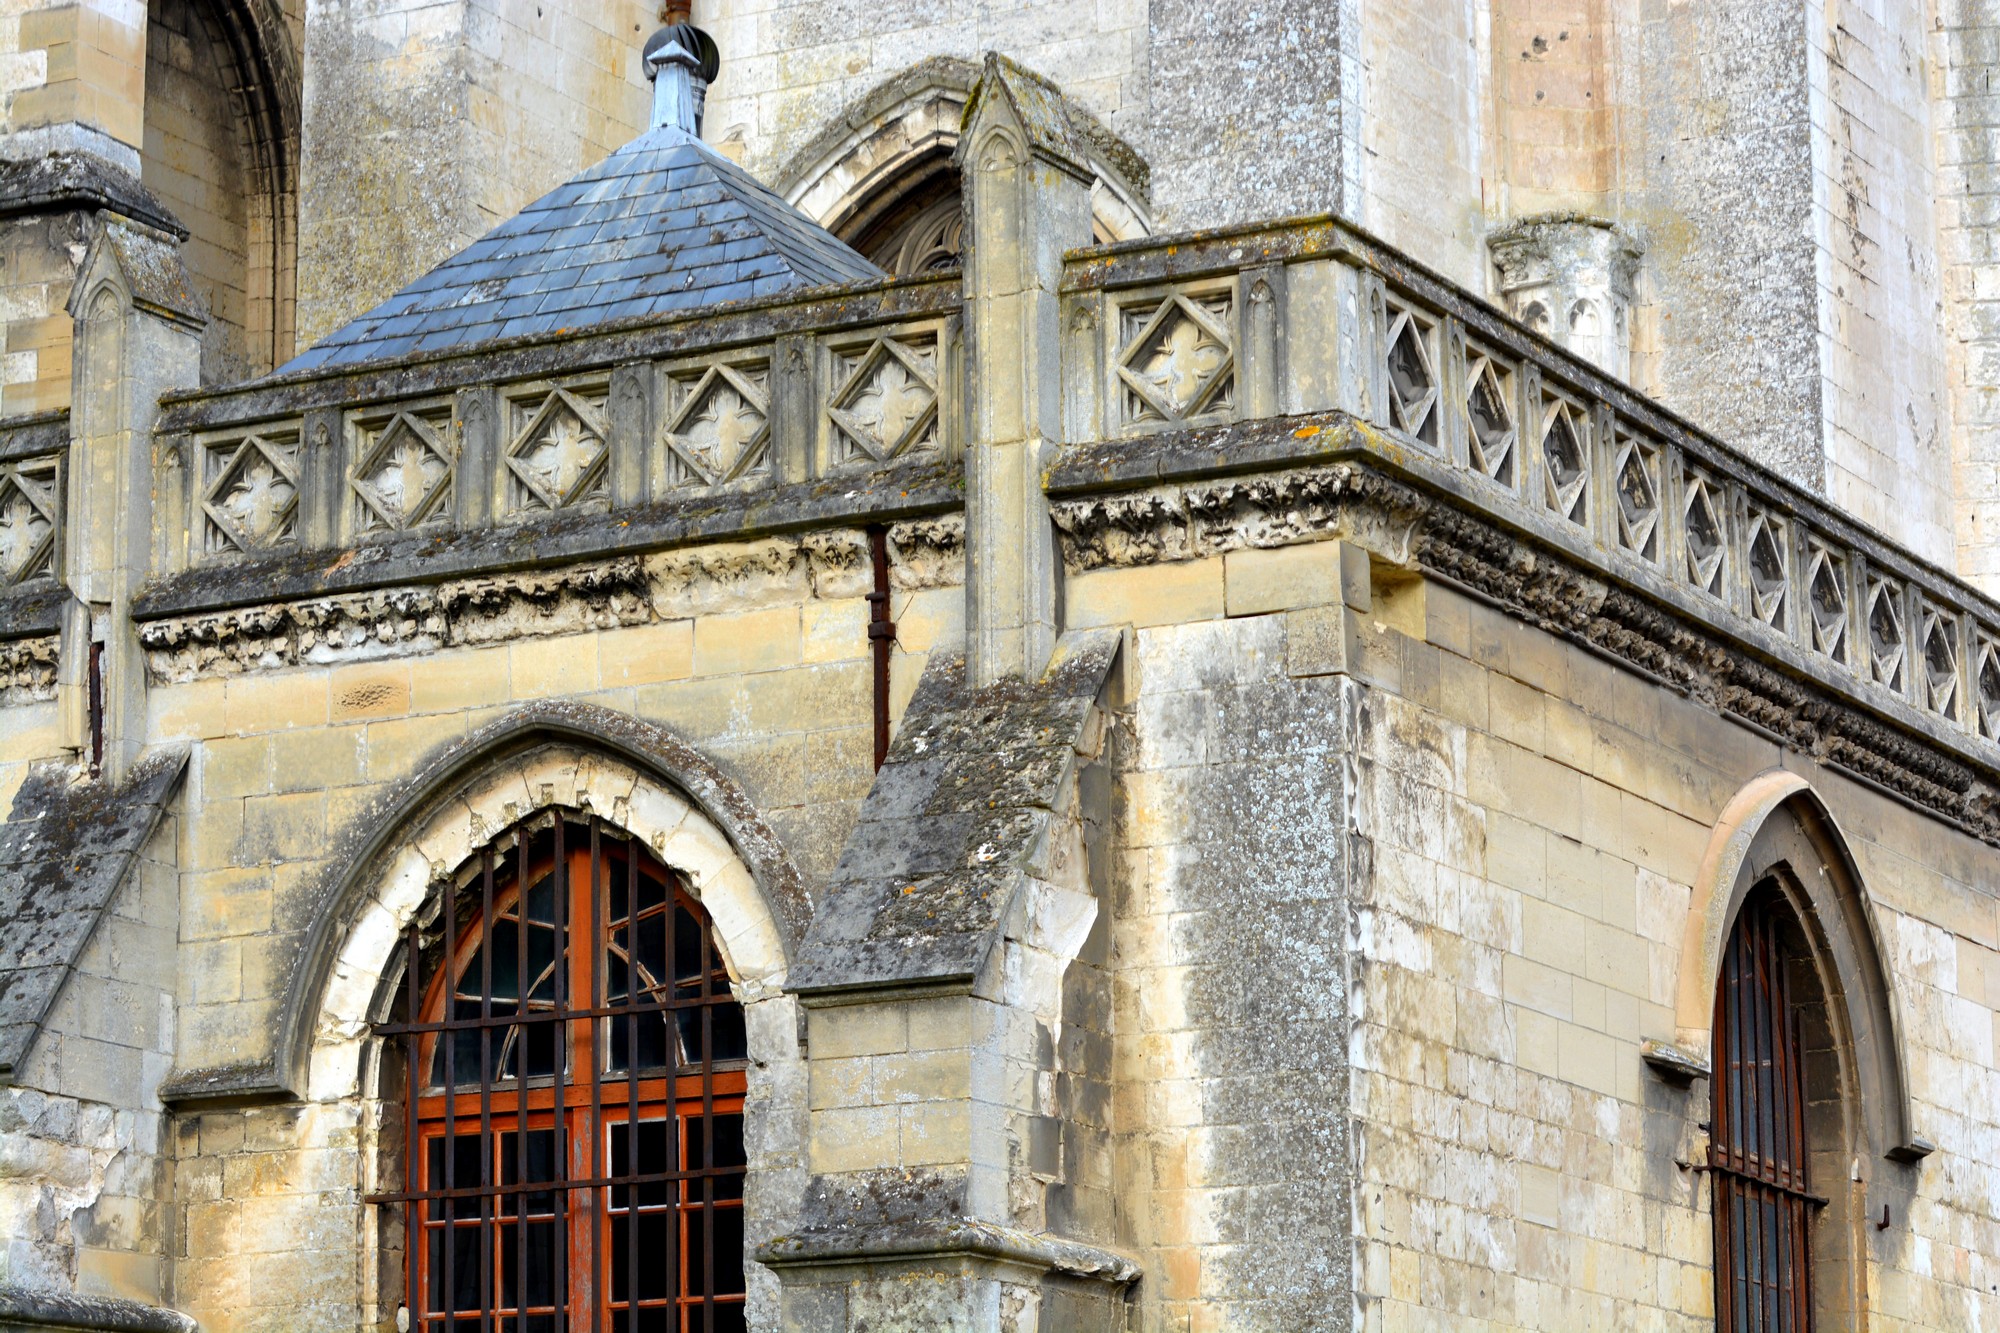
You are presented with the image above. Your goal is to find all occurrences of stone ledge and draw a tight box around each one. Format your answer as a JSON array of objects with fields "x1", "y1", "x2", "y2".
[
  {"x1": 756, "y1": 1217, "x2": 1140, "y2": 1286},
  {"x1": 134, "y1": 454, "x2": 961, "y2": 624},
  {"x1": 0, "y1": 1284, "x2": 196, "y2": 1333},
  {"x1": 0, "y1": 151, "x2": 185, "y2": 239},
  {"x1": 1048, "y1": 422, "x2": 2000, "y2": 851},
  {"x1": 0, "y1": 410, "x2": 67, "y2": 462}
]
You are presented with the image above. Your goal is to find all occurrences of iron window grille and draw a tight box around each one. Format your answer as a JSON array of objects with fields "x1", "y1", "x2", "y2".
[{"x1": 371, "y1": 815, "x2": 749, "y2": 1332}]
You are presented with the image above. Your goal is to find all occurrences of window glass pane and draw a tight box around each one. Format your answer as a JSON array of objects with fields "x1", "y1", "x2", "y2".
[
  {"x1": 610, "y1": 1211, "x2": 674, "y2": 1303},
  {"x1": 710, "y1": 1209, "x2": 745, "y2": 1295},
  {"x1": 610, "y1": 1120, "x2": 675, "y2": 1207},
  {"x1": 501, "y1": 1129, "x2": 560, "y2": 1215},
  {"x1": 706, "y1": 1301, "x2": 748, "y2": 1333},
  {"x1": 426, "y1": 1223, "x2": 483, "y2": 1313},
  {"x1": 608, "y1": 1009, "x2": 670, "y2": 1074},
  {"x1": 498, "y1": 1218, "x2": 563, "y2": 1313}
]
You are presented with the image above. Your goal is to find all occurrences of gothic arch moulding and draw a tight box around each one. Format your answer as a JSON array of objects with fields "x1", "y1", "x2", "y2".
[
  {"x1": 141, "y1": 0, "x2": 302, "y2": 377},
  {"x1": 774, "y1": 56, "x2": 1153, "y2": 275},
  {"x1": 263, "y1": 703, "x2": 810, "y2": 1104},
  {"x1": 1670, "y1": 769, "x2": 1927, "y2": 1163}
]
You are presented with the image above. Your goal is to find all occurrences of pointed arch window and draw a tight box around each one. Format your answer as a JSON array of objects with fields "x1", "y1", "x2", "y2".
[
  {"x1": 374, "y1": 815, "x2": 749, "y2": 1332},
  {"x1": 1710, "y1": 887, "x2": 1824, "y2": 1333}
]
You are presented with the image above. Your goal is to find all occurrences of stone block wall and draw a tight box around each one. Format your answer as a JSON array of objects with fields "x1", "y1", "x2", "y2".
[
  {"x1": 1933, "y1": 1, "x2": 2000, "y2": 591},
  {"x1": 1079, "y1": 551, "x2": 1358, "y2": 1330},
  {"x1": 0, "y1": 213, "x2": 84, "y2": 416},
  {"x1": 0, "y1": 0, "x2": 145, "y2": 170},
  {"x1": 147, "y1": 534, "x2": 958, "y2": 1077},
  {"x1": 1333, "y1": 559, "x2": 2000, "y2": 1330},
  {"x1": 1, "y1": 815, "x2": 180, "y2": 1309}
]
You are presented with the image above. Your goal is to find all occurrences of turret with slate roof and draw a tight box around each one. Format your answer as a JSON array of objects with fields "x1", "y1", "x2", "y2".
[{"x1": 281, "y1": 19, "x2": 883, "y2": 375}]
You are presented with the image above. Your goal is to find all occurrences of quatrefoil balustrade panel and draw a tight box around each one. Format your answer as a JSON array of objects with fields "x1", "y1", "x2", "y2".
[
  {"x1": 1682, "y1": 469, "x2": 1728, "y2": 600},
  {"x1": 351, "y1": 405, "x2": 457, "y2": 534},
  {"x1": 200, "y1": 425, "x2": 304, "y2": 557},
  {"x1": 1866, "y1": 577, "x2": 1910, "y2": 698},
  {"x1": 1918, "y1": 601, "x2": 1963, "y2": 720},
  {"x1": 1976, "y1": 635, "x2": 2000, "y2": 742},
  {"x1": 661, "y1": 357, "x2": 773, "y2": 489},
  {"x1": 1112, "y1": 283, "x2": 1237, "y2": 432},
  {"x1": 823, "y1": 325, "x2": 945, "y2": 468},
  {"x1": 0, "y1": 455, "x2": 59, "y2": 585},
  {"x1": 505, "y1": 383, "x2": 612, "y2": 515}
]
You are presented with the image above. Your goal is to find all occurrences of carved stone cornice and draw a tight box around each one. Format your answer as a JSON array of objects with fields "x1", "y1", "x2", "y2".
[
  {"x1": 138, "y1": 517, "x2": 965, "y2": 684},
  {"x1": 1050, "y1": 455, "x2": 2000, "y2": 847},
  {"x1": 0, "y1": 636, "x2": 57, "y2": 704}
]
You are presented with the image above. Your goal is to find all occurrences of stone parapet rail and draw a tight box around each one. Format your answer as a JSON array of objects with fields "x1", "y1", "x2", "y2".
[
  {"x1": 0, "y1": 410, "x2": 68, "y2": 648},
  {"x1": 1057, "y1": 215, "x2": 2000, "y2": 768},
  {"x1": 137, "y1": 274, "x2": 961, "y2": 586}
]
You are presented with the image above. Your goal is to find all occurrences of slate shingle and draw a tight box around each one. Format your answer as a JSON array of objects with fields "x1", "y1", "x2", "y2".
[{"x1": 281, "y1": 127, "x2": 883, "y2": 373}]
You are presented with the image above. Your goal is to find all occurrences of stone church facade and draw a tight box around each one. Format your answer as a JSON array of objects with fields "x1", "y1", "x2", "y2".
[{"x1": 3, "y1": 2, "x2": 2000, "y2": 1331}]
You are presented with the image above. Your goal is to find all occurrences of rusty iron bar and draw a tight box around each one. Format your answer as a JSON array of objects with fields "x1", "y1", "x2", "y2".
[
  {"x1": 87, "y1": 640, "x2": 104, "y2": 780},
  {"x1": 867, "y1": 524, "x2": 897, "y2": 770},
  {"x1": 1711, "y1": 890, "x2": 1815, "y2": 1333},
  {"x1": 389, "y1": 816, "x2": 749, "y2": 1330}
]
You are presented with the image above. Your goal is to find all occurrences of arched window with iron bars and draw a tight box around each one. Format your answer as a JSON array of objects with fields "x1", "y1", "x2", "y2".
[
  {"x1": 1710, "y1": 886, "x2": 1823, "y2": 1333},
  {"x1": 372, "y1": 814, "x2": 749, "y2": 1332}
]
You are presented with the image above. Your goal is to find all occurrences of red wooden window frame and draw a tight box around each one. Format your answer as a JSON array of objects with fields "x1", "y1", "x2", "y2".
[
  {"x1": 373, "y1": 817, "x2": 748, "y2": 1333},
  {"x1": 1710, "y1": 889, "x2": 1822, "y2": 1333}
]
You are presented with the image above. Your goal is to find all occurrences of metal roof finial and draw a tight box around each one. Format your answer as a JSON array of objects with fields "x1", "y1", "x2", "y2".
[{"x1": 643, "y1": 16, "x2": 720, "y2": 137}]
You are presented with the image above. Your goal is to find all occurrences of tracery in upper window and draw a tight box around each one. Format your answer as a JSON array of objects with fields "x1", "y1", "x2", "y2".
[{"x1": 381, "y1": 815, "x2": 749, "y2": 1333}]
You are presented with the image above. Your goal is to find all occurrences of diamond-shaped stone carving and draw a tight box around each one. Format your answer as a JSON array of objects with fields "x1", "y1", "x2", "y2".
[
  {"x1": 1385, "y1": 308, "x2": 1438, "y2": 446},
  {"x1": 1117, "y1": 292, "x2": 1235, "y2": 427},
  {"x1": 1612, "y1": 436, "x2": 1658, "y2": 560},
  {"x1": 1745, "y1": 515, "x2": 1787, "y2": 627},
  {"x1": 829, "y1": 335, "x2": 941, "y2": 463},
  {"x1": 1465, "y1": 352, "x2": 1515, "y2": 486},
  {"x1": 665, "y1": 364, "x2": 771, "y2": 486},
  {"x1": 1541, "y1": 399, "x2": 1587, "y2": 525},
  {"x1": 1805, "y1": 541, "x2": 1848, "y2": 662},
  {"x1": 0, "y1": 458, "x2": 57, "y2": 584},
  {"x1": 507, "y1": 389, "x2": 610, "y2": 513},
  {"x1": 1977, "y1": 639, "x2": 2000, "y2": 740},
  {"x1": 353, "y1": 411, "x2": 454, "y2": 532},
  {"x1": 1920, "y1": 605, "x2": 1959, "y2": 718},
  {"x1": 1684, "y1": 476, "x2": 1725, "y2": 596},
  {"x1": 1867, "y1": 579, "x2": 1906, "y2": 694},
  {"x1": 203, "y1": 432, "x2": 301, "y2": 554}
]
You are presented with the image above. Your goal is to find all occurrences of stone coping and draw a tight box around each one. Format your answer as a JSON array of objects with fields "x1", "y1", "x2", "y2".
[
  {"x1": 131, "y1": 452, "x2": 960, "y2": 623},
  {"x1": 0, "y1": 1284, "x2": 196, "y2": 1333},
  {"x1": 755, "y1": 1217, "x2": 1141, "y2": 1285},
  {"x1": 153, "y1": 274, "x2": 960, "y2": 430},
  {"x1": 0, "y1": 410, "x2": 66, "y2": 462}
]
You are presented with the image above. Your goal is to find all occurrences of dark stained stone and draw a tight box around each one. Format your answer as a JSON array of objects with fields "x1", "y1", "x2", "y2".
[{"x1": 0, "y1": 749, "x2": 188, "y2": 1078}]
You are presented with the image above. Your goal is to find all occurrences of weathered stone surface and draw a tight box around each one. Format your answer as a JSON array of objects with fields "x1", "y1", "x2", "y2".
[
  {"x1": 0, "y1": 750, "x2": 187, "y2": 1079},
  {"x1": 790, "y1": 630, "x2": 1120, "y2": 997}
]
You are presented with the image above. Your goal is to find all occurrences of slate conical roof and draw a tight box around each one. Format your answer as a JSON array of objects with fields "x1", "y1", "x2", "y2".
[{"x1": 282, "y1": 126, "x2": 883, "y2": 373}]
